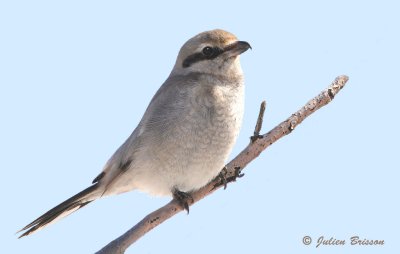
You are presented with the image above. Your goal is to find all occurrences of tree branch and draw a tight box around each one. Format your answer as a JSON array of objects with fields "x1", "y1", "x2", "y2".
[{"x1": 96, "y1": 75, "x2": 349, "y2": 254}]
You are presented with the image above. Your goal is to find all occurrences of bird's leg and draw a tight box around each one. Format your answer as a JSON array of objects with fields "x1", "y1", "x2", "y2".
[
  {"x1": 173, "y1": 189, "x2": 194, "y2": 214},
  {"x1": 218, "y1": 167, "x2": 228, "y2": 190}
]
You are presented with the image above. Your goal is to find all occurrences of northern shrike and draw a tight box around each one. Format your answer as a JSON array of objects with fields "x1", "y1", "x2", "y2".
[{"x1": 18, "y1": 29, "x2": 251, "y2": 237}]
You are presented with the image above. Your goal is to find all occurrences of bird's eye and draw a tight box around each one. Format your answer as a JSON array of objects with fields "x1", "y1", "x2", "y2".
[{"x1": 202, "y1": 46, "x2": 214, "y2": 57}]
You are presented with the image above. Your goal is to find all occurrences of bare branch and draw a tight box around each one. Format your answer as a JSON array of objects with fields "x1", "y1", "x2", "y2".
[{"x1": 96, "y1": 75, "x2": 349, "y2": 254}]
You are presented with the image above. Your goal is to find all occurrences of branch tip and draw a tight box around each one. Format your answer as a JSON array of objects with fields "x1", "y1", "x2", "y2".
[{"x1": 251, "y1": 101, "x2": 267, "y2": 142}]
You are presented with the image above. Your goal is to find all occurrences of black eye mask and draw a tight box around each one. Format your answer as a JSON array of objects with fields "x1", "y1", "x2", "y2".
[{"x1": 182, "y1": 46, "x2": 224, "y2": 68}]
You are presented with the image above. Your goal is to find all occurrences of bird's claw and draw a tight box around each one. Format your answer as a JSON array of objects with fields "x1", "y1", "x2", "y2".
[
  {"x1": 234, "y1": 166, "x2": 245, "y2": 178},
  {"x1": 218, "y1": 167, "x2": 228, "y2": 190},
  {"x1": 213, "y1": 166, "x2": 244, "y2": 190},
  {"x1": 173, "y1": 189, "x2": 194, "y2": 214}
]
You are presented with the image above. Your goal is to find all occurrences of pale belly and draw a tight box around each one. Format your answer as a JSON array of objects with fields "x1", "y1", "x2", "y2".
[
  {"x1": 132, "y1": 103, "x2": 243, "y2": 196},
  {"x1": 105, "y1": 84, "x2": 244, "y2": 197}
]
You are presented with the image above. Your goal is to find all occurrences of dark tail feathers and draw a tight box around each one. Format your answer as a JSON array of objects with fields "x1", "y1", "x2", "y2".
[{"x1": 18, "y1": 184, "x2": 99, "y2": 238}]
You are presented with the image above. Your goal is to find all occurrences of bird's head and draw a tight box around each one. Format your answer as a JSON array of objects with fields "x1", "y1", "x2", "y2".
[{"x1": 171, "y1": 29, "x2": 251, "y2": 77}]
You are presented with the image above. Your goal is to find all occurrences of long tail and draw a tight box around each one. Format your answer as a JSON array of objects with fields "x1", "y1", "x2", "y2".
[{"x1": 18, "y1": 184, "x2": 100, "y2": 238}]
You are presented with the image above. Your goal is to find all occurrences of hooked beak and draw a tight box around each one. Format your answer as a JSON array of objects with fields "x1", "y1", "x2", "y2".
[{"x1": 224, "y1": 41, "x2": 252, "y2": 57}]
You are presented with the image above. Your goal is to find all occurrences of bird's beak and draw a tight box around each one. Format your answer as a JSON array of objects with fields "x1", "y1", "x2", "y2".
[{"x1": 224, "y1": 41, "x2": 252, "y2": 57}]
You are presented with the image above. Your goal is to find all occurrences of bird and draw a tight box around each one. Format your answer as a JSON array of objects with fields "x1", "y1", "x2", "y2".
[{"x1": 18, "y1": 29, "x2": 251, "y2": 238}]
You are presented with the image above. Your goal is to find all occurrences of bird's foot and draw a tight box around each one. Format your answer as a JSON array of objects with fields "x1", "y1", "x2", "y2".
[
  {"x1": 218, "y1": 167, "x2": 228, "y2": 190},
  {"x1": 173, "y1": 189, "x2": 194, "y2": 214},
  {"x1": 234, "y1": 166, "x2": 245, "y2": 179},
  {"x1": 212, "y1": 166, "x2": 244, "y2": 190}
]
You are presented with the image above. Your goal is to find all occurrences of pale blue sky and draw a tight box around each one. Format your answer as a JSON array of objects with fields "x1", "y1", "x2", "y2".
[{"x1": 1, "y1": 1, "x2": 399, "y2": 253}]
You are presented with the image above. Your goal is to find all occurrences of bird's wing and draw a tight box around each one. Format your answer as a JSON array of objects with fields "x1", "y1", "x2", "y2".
[{"x1": 92, "y1": 74, "x2": 200, "y2": 192}]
